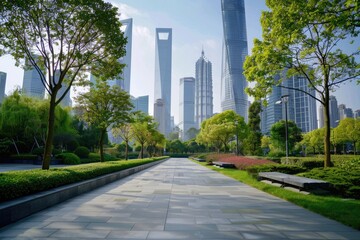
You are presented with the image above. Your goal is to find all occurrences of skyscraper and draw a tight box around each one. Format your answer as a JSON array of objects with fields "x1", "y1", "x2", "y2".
[
  {"x1": 54, "y1": 70, "x2": 72, "y2": 107},
  {"x1": 154, "y1": 28, "x2": 172, "y2": 136},
  {"x1": 131, "y1": 95, "x2": 149, "y2": 115},
  {"x1": 179, "y1": 77, "x2": 196, "y2": 141},
  {"x1": 195, "y1": 50, "x2": 213, "y2": 128},
  {"x1": 0, "y1": 71, "x2": 6, "y2": 104},
  {"x1": 354, "y1": 109, "x2": 360, "y2": 119},
  {"x1": 22, "y1": 55, "x2": 45, "y2": 99},
  {"x1": 221, "y1": 0, "x2": 249, "y2": 121},
  {"x1": 154, "y1": 98, "x2": 166, "y2": 135},
  {"x1": 329, "y1": 95, "x2": 340, "y2": 127}
]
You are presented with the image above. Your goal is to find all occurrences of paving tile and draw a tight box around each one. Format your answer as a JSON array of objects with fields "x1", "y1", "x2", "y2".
[
  {"x1": 107, "y1": 230, "x2": 149, "y2": 239},
  {"x1": 50, "y1": 229, "x2": 110, "y2": 238}
]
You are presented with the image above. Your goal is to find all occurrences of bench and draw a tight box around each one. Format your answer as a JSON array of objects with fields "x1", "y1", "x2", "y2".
[
  {"x1": 258, "y1": 172, "x2": 331, "y2": 190},
  {"x1": 212, "y1": 161, "x2": 235, "y2": 168}
]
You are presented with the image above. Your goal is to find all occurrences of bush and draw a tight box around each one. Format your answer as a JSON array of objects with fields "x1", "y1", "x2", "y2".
[
  {"x1": 74, "y1": 146, "x2": 90, "y2": 158},
  {"x1": 268, "y1": 149, "x2": 285, "y2": 158},
  {"x1": 57, "y1": 153, "x2": 81, "y2": 165},
  {"x1": 167, "y1": 153, "x2": 191, "y2": 158},
  {"x1": 246, "y1": 164, "x2": 306, "y2": 178},
  {"x1": 281, "y1": 157, "x2": 323, "y2": 169},
  {"x1": 299, "y1": 167, "x2": 360, "y2": 199},
  {"x1": 0, "y1": 156, "x2": 168, "y2": 202}
]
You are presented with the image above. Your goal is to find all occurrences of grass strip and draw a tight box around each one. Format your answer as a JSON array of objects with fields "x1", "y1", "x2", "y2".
[
  {"x1": 0, "y1": 157, "x2": 167, "y2": 203},
  {"x1": 194, "y1": 160, "x2": 360, "y2": 230}
]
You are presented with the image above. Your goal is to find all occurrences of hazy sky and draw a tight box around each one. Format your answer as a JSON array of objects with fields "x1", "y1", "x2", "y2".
[{"x1": 0, "y1": 0, "x2": 359, "y2": 124}]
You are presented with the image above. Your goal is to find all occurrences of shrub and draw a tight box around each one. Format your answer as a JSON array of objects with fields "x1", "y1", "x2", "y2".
[
  {"x1": 268, "y1": 149, "x2": 285, "y2": 158},
  {"x1": 246, "y1": 164, "x2": 306, "y2": 178},
  {"x1": 299, "y1": 167, "x2": 360, "y2": 199},
  {"x1": 74, "y1": 146, "x2": 90, "y2": 158},
  {"x1": 57, "y1": 153, "x2": 81, "y2": 165},
  {"x1": 281, "y1": 157, "x2": 323, "y2": 169}
]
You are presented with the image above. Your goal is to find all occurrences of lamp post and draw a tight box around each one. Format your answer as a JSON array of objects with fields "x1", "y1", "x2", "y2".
[
  {"x1": 276, "y1": 95, "x2": 289, "y2": 159},
  {"x1": 235, "y1": 120, "x2": 239, "y2": 155}
]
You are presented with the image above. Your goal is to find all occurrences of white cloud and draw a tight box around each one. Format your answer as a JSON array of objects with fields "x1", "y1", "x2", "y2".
[{"x1": 108, "y1": 1, "x2": 142, "y2": 20}]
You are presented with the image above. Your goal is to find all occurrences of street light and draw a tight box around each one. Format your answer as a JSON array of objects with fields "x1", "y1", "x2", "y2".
[{"x1": 276, "y1": 95, "x2": 289, "y2": 159}]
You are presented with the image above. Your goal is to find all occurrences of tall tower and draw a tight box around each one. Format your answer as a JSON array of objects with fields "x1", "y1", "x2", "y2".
[
  {"x1": 221, "y1": 0, "x2": 248, "y2": 121},
  {"x1": 154, "y1": 28, "x2": 172, "y2": 136},
  {"x1": 195, "y1": 50, "x2": 213, "y2": 128},
  {"x1": 54, "y1": 70, "x2": 72, "y2": 107},
  {"x1": 0, "y1": 71, "x2": 6, "y2": 104},
  {"x1": 179, "y1": 77, "x2": 196, "y2": 141},
  {"x1": 22, "y1": 55, "x2": 45, "y2": 99},
  {"x1": 329, "y1": 95, "x2": 340, "y2": 127}
]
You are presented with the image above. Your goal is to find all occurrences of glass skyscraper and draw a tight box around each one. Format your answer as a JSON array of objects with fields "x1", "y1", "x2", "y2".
[
  {"x1": 154, "y1": 28, "x2": 172, "y2": 136},
  {"x1": 195, "y1": 50, "x2": 213, "y2": 128},
  {"x1": 22, "y1": 55, "x2": 45, "y2": 99},
  {"x1": 221, "y1": 0, "x2": 249, "y2": 121},
  {"x1": 179, "y1": 77, "x2": 196, "y2": 141},
  {"x1": 131, "y1": 95, "x2": 149, "y2": 115},
  {"x1": 0, "y1": 71, "x2": 6, "y2": 104},
  {"x1": 54, "y1": 70, "x2": 72, "y2": 107}
]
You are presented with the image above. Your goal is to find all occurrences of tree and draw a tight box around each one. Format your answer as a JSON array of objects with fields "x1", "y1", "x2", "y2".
[
  {"x1": 185, "y1": 127, "x2": 199, "y2": 140},
  {"x1": 244, "y1": 101, "x2": 262, "y2": 155},
  {"x1": 147, "y1": 130, "x2": 165, "y2": 157},
  {"x1": 75, "y1": 81, "x2": 133, "y2": 162},
  {"x1": 244, "y1": 0, "x2": 360, "y2": 167},
  {"x1": 112, "y1": 123, "x2": 133, "y2": 160},
  {"x1": 270, "y1": 120, "x2": 302, "y2": 155},
  {"x1": 336, "y1": 118, "x2": 360, "y2": 154},
  {"x1": 0, "y1": 0, "x2": 127, "y2": 169}
]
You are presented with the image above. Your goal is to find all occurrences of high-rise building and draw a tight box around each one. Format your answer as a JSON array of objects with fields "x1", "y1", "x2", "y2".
[
  {"x1": 286, "y1": 75, "x2": 317, "y2": 132},
  {"x1": 154, "y1": 98, "x2": 166, "y2": 135},
  {"x1": 354, "y1": 109, "x2": 360, "y2": 119},
  {"x1": 131, "y1": 95, "x2": 149, "y2": 115},
  {"x1": 220, "y1": 0, "x2": 248, "y2": 121},
  {"x1": 179, "y1": 77, "x2": 196, "y2": 141},
  {"x1": 0, "y1": 71, "x2": 6, "y2": 104},
  {"x1": 329, "y1": 96, "x2": 340, "y2": 127},
  {"x1": 318, "y1": 105, "x2": 324, "y2": 128},
  {"x1": 338, "y1": 104, "x2": 346, "y2": 120},
  {"x1": 54, "y1": 70, "x2": 72, "y2": 107},
  {"x1": 154, "y1": 28, "x2": 172, "y2": 136},
  {"x1": 195, "y1": 50, "x2": 213, "y2": 128},
  {"x1": 261, "y1": 74, "x2": 317, "y2": 134},
  {"x1": 345, "y1": 107, "x2": 353, "y2": 119},
  {"x1": 22, "y1": 55, "x2": 45, "y2": 99}
]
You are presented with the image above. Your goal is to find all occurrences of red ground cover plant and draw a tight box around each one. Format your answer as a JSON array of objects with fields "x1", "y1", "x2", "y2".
[{"x1": 206, "y1": 153, "x2": 275, "y2": 170}]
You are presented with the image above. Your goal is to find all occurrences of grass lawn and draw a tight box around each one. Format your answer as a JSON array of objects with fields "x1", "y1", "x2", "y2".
[{"x1": 194, "y1": 160, "x2": 360, "y2": 230}]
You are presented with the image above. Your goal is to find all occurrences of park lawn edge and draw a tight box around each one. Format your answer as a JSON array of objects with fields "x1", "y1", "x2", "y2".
[
  {"x1": 0, "y1": 157, "x2": 168, "y2": 203},
  {"x1": 192, "y1": 159, "x2": 360, "y2": 230}
]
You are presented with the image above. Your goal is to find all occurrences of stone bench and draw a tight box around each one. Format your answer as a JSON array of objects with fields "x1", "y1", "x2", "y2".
[
  {"x1": 258, "y1": 172, "x2": 331, "y2": 190},
  {"x1": 212, "y1": 161, "x2": 235, "y2": 168}
]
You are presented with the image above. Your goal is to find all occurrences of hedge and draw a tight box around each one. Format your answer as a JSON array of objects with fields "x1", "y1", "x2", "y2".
[
  {"x1": 246, "y1": 164, "x2": 306, "y2": 178},
  {"x1": 281, "y1": 157, "x2": 323, "y2": 169},
  {"x1": 74, "y1": 146, "x2": 90, "y2": 158},
  {"x1": 0, "y1": 157, "x2": 168, "y2": 202},
  {"x1": 56, "y1": 152, "x2": 81, "y2": 164}
]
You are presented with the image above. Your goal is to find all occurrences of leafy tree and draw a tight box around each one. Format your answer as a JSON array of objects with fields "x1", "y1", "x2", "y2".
[
  {"x1": 335, "y1": 118, "x2": 360, "y2": 154},
  {"x1": 0, "y1": 0, "x2": 127, "y2": 169},
  {"x1": 147, "y1": 130, "x2": 165, "y2": 157},
  {"x1": 72, "y1": 117, "x2": 104, "y2": 151},
  {"x1": 244, "y1": 101, "x2": 262, "y2": 155},
  {"x1": 300, "y1": 128, "x2": 325, "y2": 155},
  {"x1": 185, "y1": 127, "x2": 199, "y2": 140},
  {"x1": 244, "y1": 0, "x2": 360, "y2": 167},
  {"x1": 75, "y1": 81, "x2": 133, "y2": 162},
  {"x1": 270, "y1": 120, "x2": 302, "y2": 155},
  {"x1": 167, "y1": 139, "x2": 186, "y2": 153},
  {"x1": 112, "y1": 123, "x2": 133, "y2": 160}
]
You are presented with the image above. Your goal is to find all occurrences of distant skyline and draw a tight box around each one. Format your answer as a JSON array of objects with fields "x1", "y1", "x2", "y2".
[{"x1": 0, "y1": 0, "x2": 359, "y2": 125}]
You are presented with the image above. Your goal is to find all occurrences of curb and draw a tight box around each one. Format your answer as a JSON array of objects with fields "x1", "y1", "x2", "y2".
[{"x1": 0, "y1": 159, "x2": 167, "y2": 228}]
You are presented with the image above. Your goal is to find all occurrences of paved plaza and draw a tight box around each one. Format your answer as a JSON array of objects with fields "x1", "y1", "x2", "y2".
[{"x1": 0, "y1": 158, "x2": 359, "y2": 239}]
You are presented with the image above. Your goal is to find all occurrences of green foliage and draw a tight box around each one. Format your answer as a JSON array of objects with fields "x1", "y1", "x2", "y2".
[
  {"x1": 0, "y1": 138, "x2": 12, "y2": 156},
  {"x1": 281, "y1": 157, "x2": 324, "y2": 170},
  {"x1": 299, "y1": 167, "x2": 360, "y2": 199},
  {"x1": 268, "y1": 148, "x2": 285, "y2": 158},
  {"x1": 9, "y1": 154, "x2": 38, "y2": 161},
  {"x1": 270, "y1": 120, "x2": 302, "y2": 153},
  {"x1": 244, "y1": 101, "x2": 262, "y2": 155},
  {"x1": 57, "y1": 153, "x2": 81, "y2": 165},
  {"x1": 335, "y1": 118, "x2": 360, "y2": 154},
  {"x1": 246, "y1": 164, "x2": 306, "y2": 178},
  {"x1": 74, "y1": 146, "x2": 90, "y2": 159},
  {"x1": 0, "y1": 157, "x2": 167, "y2": 202}
]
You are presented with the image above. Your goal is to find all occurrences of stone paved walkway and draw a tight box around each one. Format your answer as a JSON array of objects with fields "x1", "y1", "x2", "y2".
[{"x1": 0, "y1": 158, "x2": 359, "y2": 239}]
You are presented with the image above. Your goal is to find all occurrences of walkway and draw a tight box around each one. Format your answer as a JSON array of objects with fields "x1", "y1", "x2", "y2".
[{"x1": 0, "y1": 158, "x2": 359, "y2": 239}]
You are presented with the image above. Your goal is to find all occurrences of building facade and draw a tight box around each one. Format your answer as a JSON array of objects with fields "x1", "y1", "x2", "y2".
[
  {"x1": 220, "y1": 0, "x2": 249, "y2": 121},
  {"x1": 179, "y1": 77, "x2": 196, "y2": 141},
  {"x1": 22, "y1": 55, "x2": 45, "y2": 99},
  {"x1": 154, "y1": 98, "x2": 166, "y2": 135},
  {"x1": 154, "y1": 28, "x2": 172, "y2": 136},
  {"x1": 54, "y1": 70, "x2": 72, "y2": 107},
  {"x1": 131, "y1": 95, "x2": 149, "y2": 115},
  {"x1": 195, "y1": 50, "x2": 213, "y2": 128},
  {"x1": 0, "y1": 71, "x2": 6, "y2": 104}
]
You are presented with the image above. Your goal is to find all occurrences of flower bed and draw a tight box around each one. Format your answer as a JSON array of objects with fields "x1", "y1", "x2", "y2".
[{"x1": 205, "y1": 153, "x2": 275, "y2": 170}]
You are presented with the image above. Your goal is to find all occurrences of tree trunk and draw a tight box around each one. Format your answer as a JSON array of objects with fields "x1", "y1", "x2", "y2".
[
  {"x1": 323, "y1": 92, "x2": 332, "y2": 167},
  {"x1": 99, "y1": 129, "x2": 106, "y2": 162},
  {"x1": 125, "y1": 140, "x2": 129, "y2": 160},
  {"x1": 42, "y1": 97, "x2": 57, "y2": 170},
  {"x1": 140, "y1": 143, "x2": 144, "y2": 159}
]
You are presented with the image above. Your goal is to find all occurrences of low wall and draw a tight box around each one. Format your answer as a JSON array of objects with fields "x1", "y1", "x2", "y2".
[{"x1": 0, "y1": 159, "x2": 167, "y2": 228}]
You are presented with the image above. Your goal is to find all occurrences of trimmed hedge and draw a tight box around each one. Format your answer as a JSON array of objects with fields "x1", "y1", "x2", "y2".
[
  {"x1": 246, "y1": 164, "x2": 306, "y2": 178},
  {"x1": 74, "y1": 146, "x2": 90, "y2": 158},
  {"x1": 281, "y1": 157, "x2": 323, "y2": 169},
  {"x1": 299, "y1": 167, "x2": 360, "y2": 199},
  {"x1": 56, "y1": 153, "x2": 81, "y2": 165},
  {"x1": 0, "y1": 157, "x2": 167, "y2": 202}
]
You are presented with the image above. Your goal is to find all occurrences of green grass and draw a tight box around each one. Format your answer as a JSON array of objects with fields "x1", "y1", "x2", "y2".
[
  {"x1": 0, "y1": 157, "x2": 167, "y2": 203},
  {"x1": 194, "y1": 161, "x2": 360, "y2": 230}
]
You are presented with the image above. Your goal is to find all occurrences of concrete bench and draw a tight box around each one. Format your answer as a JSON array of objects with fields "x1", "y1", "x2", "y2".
[
  {"x1": 212, "y1": 161, "x2": 235, "y2": 168},
  {"x1": 259, "y1": 172, "x2": 331, "y2": 190}
]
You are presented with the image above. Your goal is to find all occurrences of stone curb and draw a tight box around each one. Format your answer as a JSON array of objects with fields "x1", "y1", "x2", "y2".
[{"x1": 0, "y1": 159, "x2": 168, "y2": 228}]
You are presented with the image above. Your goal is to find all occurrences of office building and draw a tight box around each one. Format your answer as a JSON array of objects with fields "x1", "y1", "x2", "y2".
[
  {"x1": 179, "y1": 77, "x2": 196, "y2": 141},
  {"x1": 54, "y1": 70, "x2": 72, "y2": 107},
  {"x1": 338, "y1": 104, "x2": 346, "y2": 120},
  {"x1": 22, "y1": 55, "x2": 45, "y2": 99},
  {"x1": 154, "y1": 28, "x2": 172, "y2": 136},
  {"x1": 154, "y1": 99, "x2": 166, "y2": 135},
  {"x1": 354, "y1": 109, "x2": 360, "y2": 119},
  {"x1": 329, "y1": 96, "x2": 340, "y2": 127},
  {"x1": 195, "y1": 50, "x2": 213, "y2": 128},
  {"x1": 220, "y1": 0, "x2": 249, "y2": 121},
  {"x1": 0, "y1": 72, "x2": 6, "y2": 104},
  {"x1": 318, "y1": 105, "x2": 324, "y2": 128},
  {"x1": 131, "y1": 95, "x2": 149, "y2": 115}
]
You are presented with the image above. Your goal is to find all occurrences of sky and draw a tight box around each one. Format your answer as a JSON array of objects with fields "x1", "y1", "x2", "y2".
[{"x1": 0, "y1": 0, "x2": 359, "y2": 125}]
